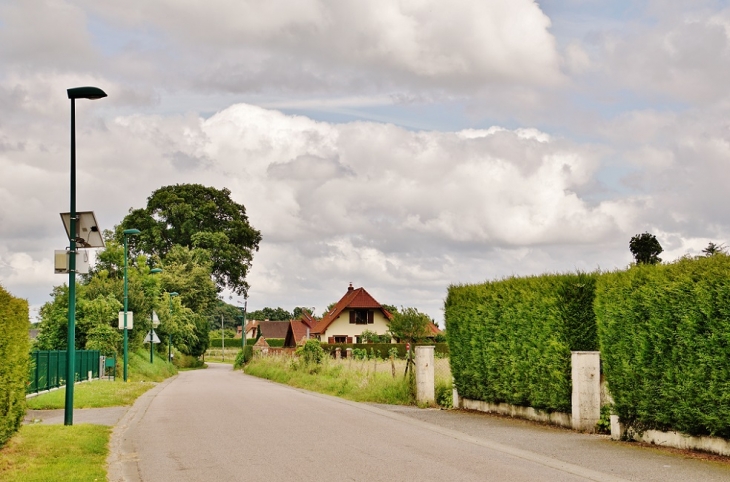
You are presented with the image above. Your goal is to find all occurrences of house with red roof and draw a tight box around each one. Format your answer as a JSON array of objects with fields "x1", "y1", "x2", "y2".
[
  {"x1": 284, "y1": 310, "x2": 317, "y2": 347},
  {"x1": 312, "y1": 283, "x2": 394, "y2": 344}
]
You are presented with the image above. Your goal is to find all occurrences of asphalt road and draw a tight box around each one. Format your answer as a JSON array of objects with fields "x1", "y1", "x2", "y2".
[{"x1": 107, "y1": 363, "x2": 730, "y2": 482}]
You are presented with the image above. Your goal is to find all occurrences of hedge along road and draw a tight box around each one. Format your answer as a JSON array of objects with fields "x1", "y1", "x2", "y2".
[{"x1": 108, "y1": 364, "x2": 730, "y2": 482}]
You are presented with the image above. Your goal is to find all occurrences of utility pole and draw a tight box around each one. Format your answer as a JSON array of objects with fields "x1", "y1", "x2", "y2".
[{"x1": 221, "y1": 314, "x2": 225, "y2": 362}]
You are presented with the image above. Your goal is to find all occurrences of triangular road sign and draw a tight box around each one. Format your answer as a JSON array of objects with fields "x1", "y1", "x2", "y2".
[{"x1": 144, "y1": 330, "x2": 161, "y2": 344}]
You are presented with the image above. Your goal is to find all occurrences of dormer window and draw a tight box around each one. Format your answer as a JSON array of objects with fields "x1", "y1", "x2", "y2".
[{"x1": 350, "y1": 309, "x2": 373, "y2": 325}]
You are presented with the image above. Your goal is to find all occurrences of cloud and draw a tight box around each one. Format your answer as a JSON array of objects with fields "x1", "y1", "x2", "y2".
[{"x1": 77, "y1": 0, "x2": 562, "y2": 94}]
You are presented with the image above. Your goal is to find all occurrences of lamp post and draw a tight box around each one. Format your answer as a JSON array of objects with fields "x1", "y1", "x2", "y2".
[
  {"x1": 149, "y1": 268, "x2": 163, "y2": 363},
  {"x1": 122, "y1": 228, "x2": 141, "y2": 382},
  {"x1": 64, "y1": 86, "x2": 107, "y2": 426},
  {"x1": 168, "y1": 292, "x2": 179, "y2": 362}
]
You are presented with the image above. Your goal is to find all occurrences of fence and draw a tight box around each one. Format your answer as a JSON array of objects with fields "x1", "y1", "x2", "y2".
[{"x1": 27, "y1": 350, "x2": 101, "y2": 394}]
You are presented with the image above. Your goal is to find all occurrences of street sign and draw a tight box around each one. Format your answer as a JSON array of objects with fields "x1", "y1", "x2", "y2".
[
  {"x1": 118, "y1": 311, "x2": 133, "y2": 329},
  {"x1": 144, "y1": 330, "x2": 161, "y2": 344},
  {"x1": 152, "y1": 311, "x2": 160, "y2": 327}
]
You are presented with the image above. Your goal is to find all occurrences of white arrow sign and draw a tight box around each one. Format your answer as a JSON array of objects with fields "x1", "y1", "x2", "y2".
[{"x1": 144, "y1": 330, "x2": 161, "y2": 344}]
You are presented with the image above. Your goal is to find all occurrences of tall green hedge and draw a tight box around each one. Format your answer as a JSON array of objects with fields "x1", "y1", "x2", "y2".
[
  {"x1": 445, "y1": 272, "x2": 597, "y2": 413},
  {"x1": 0, "y1": 285, "x2": 30, "y2": 448},
  {"x1": 208, "y1": 338, "x2": 285, "y2": 348},
  {"x1": 596, "y1": 255, "x2": 730, "y2": 437}
]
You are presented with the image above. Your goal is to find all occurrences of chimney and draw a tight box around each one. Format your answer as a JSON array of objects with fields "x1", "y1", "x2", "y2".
[
  {"x1": 306, "y1": 327, "x2": 310, "y2": 339},
  {"x1": 348, "y1": 282, "x2": 353, "y2": 291}
]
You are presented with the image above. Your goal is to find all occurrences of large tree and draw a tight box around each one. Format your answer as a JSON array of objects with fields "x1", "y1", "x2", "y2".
[
  {"x1": 629, "y1": 232, "x2": 663, "y2": 265},
  {"x1": 119, "y1": 184, "x2": 261, "y2": 296}
]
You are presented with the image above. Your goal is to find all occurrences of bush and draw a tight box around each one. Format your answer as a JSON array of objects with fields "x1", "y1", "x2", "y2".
[
  {"x1": 0, "y1": 285, "x2": 30, "y2": 448},
  {"x1": 445, "y1": 272, "x2": 597, "y2": 413},
  {"x1": 596, "y1": 255, "x2": 730, "y2": 438},
  {"x1": 234, "y1": 345, "x2": 254, "y2": 369},
  {"x1": 296, "y1": 339, "x2": 326, "y2": 365},
  {"x1": 435, "y1": 379, "x2": 453, "y2": 408}
]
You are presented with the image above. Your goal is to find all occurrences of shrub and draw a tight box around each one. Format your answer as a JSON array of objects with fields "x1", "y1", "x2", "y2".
[
  {"x1": 234, "y1": 345, "x2": 254, "y2": 369},
  {"x1": 445, "y1": 272, "x2": 597, "y2": 413},
  {"x1": 0, "y1": 285, "x2": 29, "y2": 448},
  {"x1": 596, "y1": 255, "x2": 730, "y2": 437},
  {"x1": 435, "y1": 379, "x2": 453, "y2": 408},
  {"x1": 296, "y1": 339, "x2": 326, "y2": 365}
]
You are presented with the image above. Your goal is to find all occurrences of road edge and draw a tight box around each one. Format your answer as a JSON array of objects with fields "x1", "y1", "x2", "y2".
[{"x1": 106, "y1": 376, "x2": 178, "y2": 482}]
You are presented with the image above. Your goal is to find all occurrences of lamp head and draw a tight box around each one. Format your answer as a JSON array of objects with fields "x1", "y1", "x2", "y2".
[
  {"x1": 170, "y1": 292, "x2": 179, "y2": 297},
  {"x1": 123, "y1": 228, "x2": 141, "y2": 236},
  {"x1": 67, "y1": 86, "x2": 107, "y2": 100},
  {"x1": 150, "y1": 268, "x2": 163, "y2": 274}
]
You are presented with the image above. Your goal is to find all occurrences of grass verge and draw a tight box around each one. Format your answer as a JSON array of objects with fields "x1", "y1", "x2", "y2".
[
  {"x1": 245, "y1": 354, "x2": 415, "y2": 405},
  {"x1": 26, "y1": 380, "x2": 155, "y2": 410},
  {"x1": 0, "y1": 424, "x2": 109, "y2": 481}
]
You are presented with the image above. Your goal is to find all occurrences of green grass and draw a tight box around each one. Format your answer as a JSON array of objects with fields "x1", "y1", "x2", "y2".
[
  {"x1": 0, "y1": 424, "x2": 109, "y2": 481},
  {"x1": 26, "y1": 380, "x2": 155, "y2": 410},
  {"x1": 245, "y1": 355, "x2": 415, "y2": 405},
  {"x1": 26, "y1": 349, "x2": 175, "y2": 410},
  {"x1": 126, "y1": 349, "x2": 178, "y2": 382}
]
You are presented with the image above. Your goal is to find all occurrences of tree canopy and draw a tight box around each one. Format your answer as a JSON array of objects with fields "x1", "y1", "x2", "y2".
[
  {"x1": 629, "y1": 232, "x2": 663, "y2": 265},
  {"x1": 702, "y1": 242, "x2": 727, "y2": 257},
  {"x1": 388, "y1": 307, "x2": 432, "y2": 344},
  {"x1": 247, "y1": 307, "x2": 292, "y2": 321},
  {"x1": 119, "y1": 184, "x2": 261, "y2": 296}
]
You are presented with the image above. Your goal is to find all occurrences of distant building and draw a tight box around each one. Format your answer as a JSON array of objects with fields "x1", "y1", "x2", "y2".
[{"x1": 312, "y1": 283, "x2": 393, "y2": 343}]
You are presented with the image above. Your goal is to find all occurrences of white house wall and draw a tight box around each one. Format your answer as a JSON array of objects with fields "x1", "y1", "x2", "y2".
[{"x1": 322, "y1": 310, "x2": 390, "y2": 341}]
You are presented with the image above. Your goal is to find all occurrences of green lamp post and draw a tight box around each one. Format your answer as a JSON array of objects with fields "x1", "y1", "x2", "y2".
[
  {"x1": 122, "y1": 228, "x2": 141, "y2": 382},
  {"x1": 64, "y1": 86, "x2": 107, "y2": 426},
  {"x1": 149, "y1": 268, "x2": 163, "y2": 363},
  {"x1": 168, "y1": 292, "x2": 179, "y2": 362}
]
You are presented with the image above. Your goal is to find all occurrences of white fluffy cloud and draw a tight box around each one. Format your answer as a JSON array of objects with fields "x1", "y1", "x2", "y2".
[{"x1": 2, "y1": 2, "x2": 730, "y2": 323}]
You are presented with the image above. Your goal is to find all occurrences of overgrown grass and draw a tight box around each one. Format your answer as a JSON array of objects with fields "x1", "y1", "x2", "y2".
[
  {"x1": 205, "y1": 347, "x2": 239, "y2": 364},
  {"x1": 245, "y1": 354, "x2": 415, "y2": 405},
  {"x1": 0, "y1": 424, "x2": 109, "y2": 481},
  {"x1": 26, "y1": 381, "x2": 154, "y2": 410},
  {"x1": 127, "y1": 349, "x2": 178, "y2": 382}
]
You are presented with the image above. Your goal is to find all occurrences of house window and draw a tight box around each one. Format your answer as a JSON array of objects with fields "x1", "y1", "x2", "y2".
[
  {"x1": 349, "y1": 309, "x2": 373, "y2": 325},
  {"x1": 334, "y1": 335, "x2": 348, "y2": 344}
]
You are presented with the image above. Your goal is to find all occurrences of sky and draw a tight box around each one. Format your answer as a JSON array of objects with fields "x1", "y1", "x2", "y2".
[{"x1": 2, "y1": 0, "x2": 730, "y2": 325}]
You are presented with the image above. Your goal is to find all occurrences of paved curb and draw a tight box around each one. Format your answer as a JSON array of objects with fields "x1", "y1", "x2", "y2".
[{"x1": 107, "y1": 376, "x2": 177, "y2": 482}]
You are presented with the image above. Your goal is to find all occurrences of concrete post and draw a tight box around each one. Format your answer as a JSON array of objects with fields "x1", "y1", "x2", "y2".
[
  {"x1": 610, "y1": 415, "x2": 626, "y2": 440},
  {"x1": 571, "y1": 351, "x2": 601, "y2": 432},
  {"x1": 415, "y1": 346, "x2": 435, "y2": 405},
  {"x1": 452, "y1": 380, "x2": 460, "y2": 409},
  {"x1": 345, "y1": 348, "x2": 352, "y2": 359},
  {"x1": 335, "y1": 347, "x2": 341, "y2": 359}
]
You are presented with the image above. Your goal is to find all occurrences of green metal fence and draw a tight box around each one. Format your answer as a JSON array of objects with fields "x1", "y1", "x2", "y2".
[{"x1": 27, "y1": 350, "x2": 101, "y2": 394}]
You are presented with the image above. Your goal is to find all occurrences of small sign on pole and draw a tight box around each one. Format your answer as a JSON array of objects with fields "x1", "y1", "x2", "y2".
[
  {"x1": 118, "y1": 311, "x2": 133, "y2": 329},
  {"x1": 144, "y1": 330, "x2": 161, "y2": 344}
]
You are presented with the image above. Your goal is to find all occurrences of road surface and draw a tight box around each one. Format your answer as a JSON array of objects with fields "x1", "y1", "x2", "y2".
[{"x1": 108, "y1": 363, "x2": 730, "y2": 481}]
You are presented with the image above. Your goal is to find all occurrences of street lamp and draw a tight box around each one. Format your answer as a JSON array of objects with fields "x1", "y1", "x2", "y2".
[
  {"x1": 168, "y1": 292, "x2": 179, "y2": 363},
  {"x1": 64, "y1": 86, "x2": 107, "y2": 426},
  {"x1": 149, "y1": 268, "x2": 163, "y2": 363},
  {"x1": 123, "y1": 228, "x2": 141, "y2": 382}
]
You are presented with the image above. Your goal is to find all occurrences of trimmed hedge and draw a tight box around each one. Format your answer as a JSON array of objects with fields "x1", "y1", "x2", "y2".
[
  {"x1": 596, "y1": 255, "x2": 730, "y2": 438},
  {"x1": 320, "y1": 343, "x2": 449, "y2": 359},
  {"x1": 209, "y1": 338, "x2": 285, "y2": 348},
  {"x1": 445, "y1": 272, "x2": 597, "y2": 413},
  {"x1": 0, "y1": 285, "x2": 30, "y2": 448}
]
